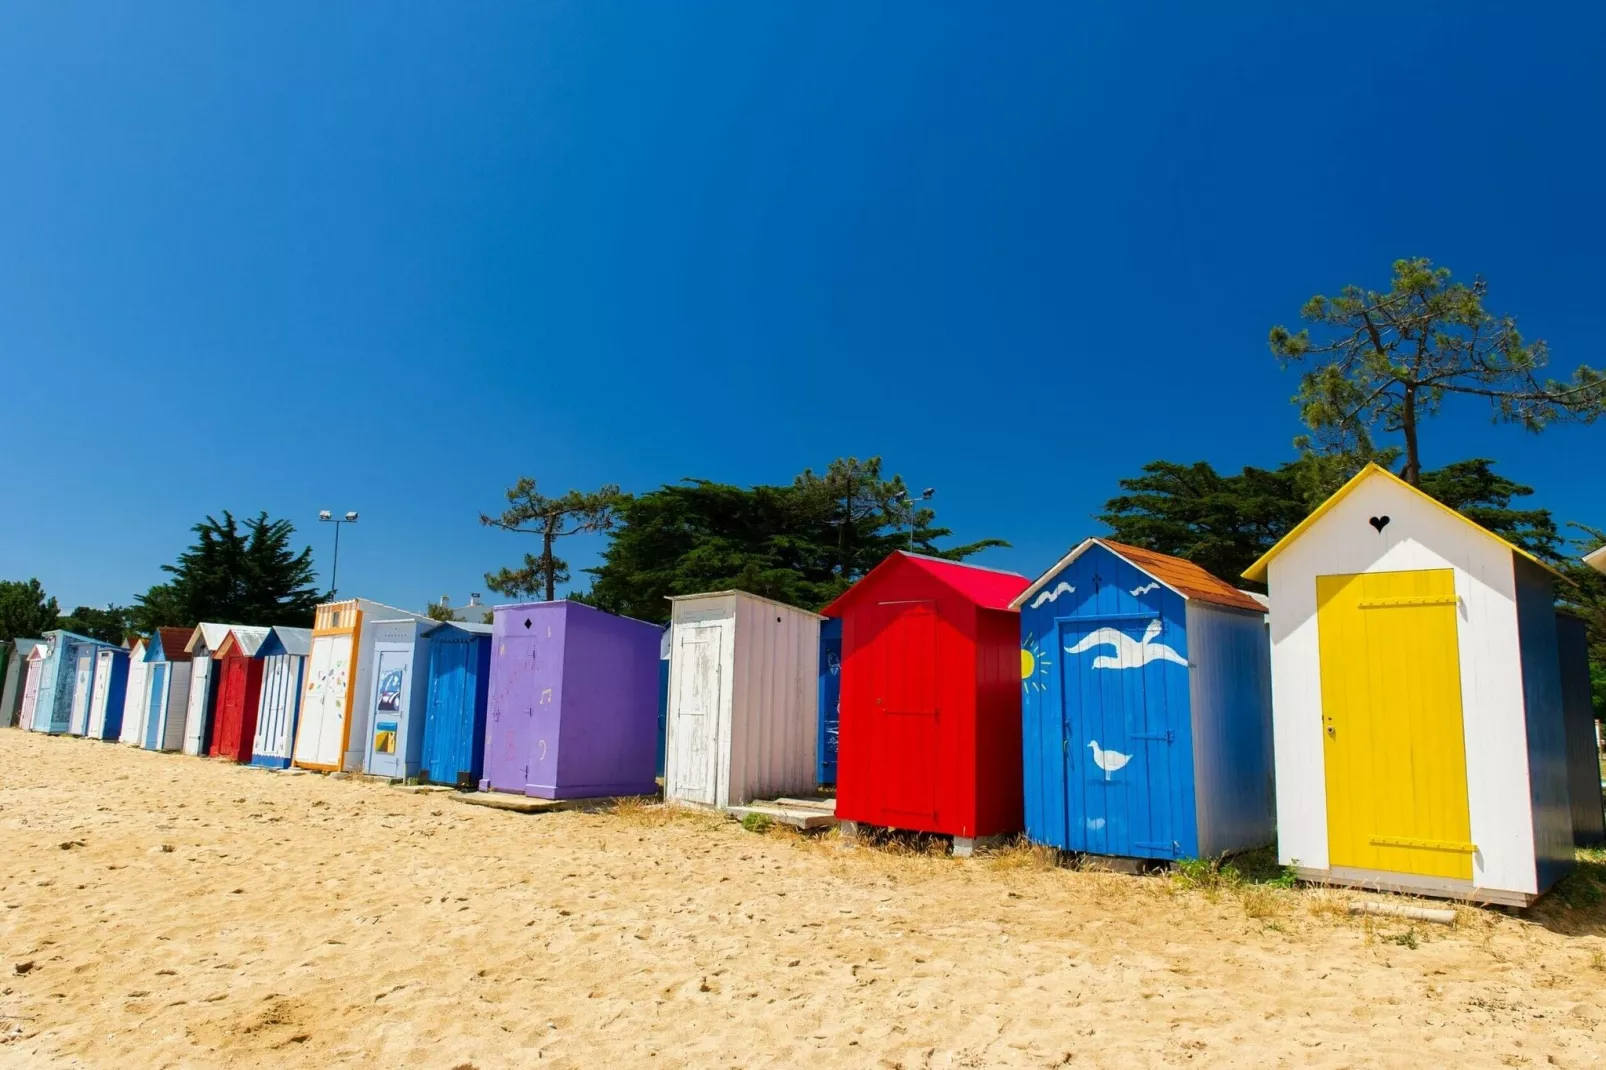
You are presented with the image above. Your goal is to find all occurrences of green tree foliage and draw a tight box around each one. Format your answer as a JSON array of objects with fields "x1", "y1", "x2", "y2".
[
  {"x1": 0, "y1": 578, "x2": 60, "y2": 643},
  {"x1": 1557, "y1": 526, "x2": 1606, "y2": 718},
  {"x1": 1270, "y1": 258, "x2": 1605, "y2": 485},
  {"x1": 1416, "y1": 460, "x2": 1562, "y2": 563},
  {"x1": 581, "y1": 458, "x2": 1007, "y2": 623},
  {"x1": 1100, "y1": 456, "x2": 1562, "y2": 588},
  {"x1": 425, "y1": 601, "x2": 457, "y2": 623},
  {"x1": 481, "y1": 480, "x2": 622, "y2": 602},
  {"x1": 1096, "y1": 461, "x2": 1310, "y2": 587},
  {"x1": 56, "y1": 604, "x2": 134, "y2": 645},
  {"x1": 131, "y1": 511, "x2": 321, "y2": 631}
]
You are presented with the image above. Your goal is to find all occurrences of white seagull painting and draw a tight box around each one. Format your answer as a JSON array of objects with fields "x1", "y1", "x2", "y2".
[
  {"x1": 1064, "y1": 619, "x2": 1187, "y2": 669},
  {"x1": 1087, "y1": 740, "x2": 1132, "y2": 780}
]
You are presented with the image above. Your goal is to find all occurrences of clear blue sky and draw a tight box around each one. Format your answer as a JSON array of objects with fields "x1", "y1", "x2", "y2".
[{"x1": 2, "y1": 3, "x2": 1602, "y2": 612}]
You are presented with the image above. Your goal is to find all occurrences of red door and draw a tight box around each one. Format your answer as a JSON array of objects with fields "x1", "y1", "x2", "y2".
[
  {"x1": 210, "y1": 657, "x2": 260, "y2": 762},
  {"x1": 211, "y1": 658, "x2": 243, "y2": 758},
  {"x1": 868, "y1": 600, "x2": 940, "y2": 829}
]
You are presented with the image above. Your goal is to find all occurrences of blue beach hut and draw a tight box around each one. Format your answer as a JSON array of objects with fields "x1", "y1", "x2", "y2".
[
  {"x1": 32, "y1": 630, "x2": 121, "y2": 737},
  {"x1": 1011, "y1": 539, "x2": 1274, "y2": 861},
  {"x1": 817, "y1": 617, "x2": 842, "y2": 786},
  {"x1": 141, "y1": 627, "x2": 194, "y2": 752},
  {"x1": 418, "y1": 621, "x2": 492, "y2": 787}
]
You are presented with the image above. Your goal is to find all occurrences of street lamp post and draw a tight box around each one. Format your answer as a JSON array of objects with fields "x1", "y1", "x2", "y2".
[
  {"x1": 318, "y1": 510, "x2": 359, "y2": 598},
  {"x1": 892, "y1": 488, "x2": 935, "y2": 548}
]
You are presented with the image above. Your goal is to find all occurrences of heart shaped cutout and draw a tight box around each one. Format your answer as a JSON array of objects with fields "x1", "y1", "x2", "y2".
[{"x1": 1368, "y1": 515, "x2": 1391, "y2": 533}]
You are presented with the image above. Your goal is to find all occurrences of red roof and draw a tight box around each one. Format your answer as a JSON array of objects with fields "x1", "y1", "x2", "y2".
[
  {"x1": 153, "y1": 627, "x2": 195, "y2": 662},
  {"x1": 822, "y1": 552, "x2": 1030, "y2": 617}
]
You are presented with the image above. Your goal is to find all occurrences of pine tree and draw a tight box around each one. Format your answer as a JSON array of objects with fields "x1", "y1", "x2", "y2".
[{"x1": 131, "y1": 511, "x2": 321, "y2": 630}]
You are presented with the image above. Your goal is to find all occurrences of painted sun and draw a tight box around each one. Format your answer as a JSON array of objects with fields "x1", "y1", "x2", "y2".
[{"x1": 1021, "y1": 634, "x2": 1052, "y2": 693}]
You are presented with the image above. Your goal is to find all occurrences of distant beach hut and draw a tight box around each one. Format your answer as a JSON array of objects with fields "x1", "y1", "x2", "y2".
[
  {"x1": 180, "y1": 623, "x2": 233, "y2": 755},
  {"x1": 117, "y1": 638, "x2": 150, "y2": 745},
  {"x1": 31, "y1": 630, "x2": 120, "y2": 737},
  {"x1": 656, "y1": 625, "x2": 671, "y2": 779},
  {"x1": 361, "y1": 618, "x2": 435, "y2": 780},
  {"x1": 210, "y1": 626, "x2": 272, "y2": 763},
  {"x1": 485, "y1": 600, "x2": 661, "y2": 799},
  {"x1": 1012, "y1": 539, "x2": 1274, "y2": 861},
  {"x1": 0, "y1": 638, "x2": 43, "y2": 729},
  {"x1": 664, "y1": 591, "x2": 821, "y2": 810},
  {"x1": 250, "y1": 626, "x2": 311, "y2": 769},
  {"x1": 818, "y1": 618, "x2": 842, "y2": 787},
  {"x1": 293, "y1": 599, "x2": 431, "y2": 773},
  {"x1": 84, "y1": 645, "x2": 130, "y2": 741},
  {"x1": 1245, "y1": 463, "x2": 1578, "y2": 906},
  {"x1": 1556, "y1": 611, "x2": 1604, "y2": 847},
  {"x1": 18, "y1": 643, "x2": 48, "y2": 730},
  {"x1": 141, "y1": 627, "x2": 195, "y2": 752},
  {"x1": 418, "y1": 621, "x2": 493, "y2": 787},
  {"x1": 823, "y1": 554, "x2": 1029, "y2": 851}
]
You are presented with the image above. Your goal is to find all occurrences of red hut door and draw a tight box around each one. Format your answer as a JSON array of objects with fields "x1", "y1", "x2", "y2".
[
  {"x1": 212, "y1": 658, "x2": 247, "y2": 759},
  {"x1": 870, "y1": 600, "x2": 940, "y2": 826}
]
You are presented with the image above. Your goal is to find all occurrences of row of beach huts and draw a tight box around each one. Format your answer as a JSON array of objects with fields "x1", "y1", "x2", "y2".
[{"x1": 2, "y1": 465, "x2": 1603, "y2": 907}]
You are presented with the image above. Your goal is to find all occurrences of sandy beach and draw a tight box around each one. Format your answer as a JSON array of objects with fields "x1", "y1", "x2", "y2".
[{"x1": 0, "y1": 729, "x2": 1602, "y2": 1069}]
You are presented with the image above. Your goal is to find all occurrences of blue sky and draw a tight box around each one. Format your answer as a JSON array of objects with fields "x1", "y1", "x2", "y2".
[{"x1": 2, "y1": 3, "x2": 1603, "y2": 612}]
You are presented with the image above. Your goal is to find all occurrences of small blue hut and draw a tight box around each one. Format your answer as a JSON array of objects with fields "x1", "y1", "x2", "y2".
[
  {"x1": 817, "y1": 617, "x2": 842, "y2": 786},
  {"x1": 32, "y1": 630, "x2": 122, "y2": 737},
  {"x1": 418, "y1": 621, "x2": 493, "y2": 787},
  {"x1": 1011, "y1": 538, "x2": 1274, "y2": 861}
]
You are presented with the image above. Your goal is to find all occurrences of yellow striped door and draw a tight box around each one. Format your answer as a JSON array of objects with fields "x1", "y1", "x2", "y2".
[{"x1": 1315, "y1": 569, "x2": 1473, "y2": 881}]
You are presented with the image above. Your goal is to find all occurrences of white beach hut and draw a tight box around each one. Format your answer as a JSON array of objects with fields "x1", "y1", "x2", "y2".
[
  {"x1": 117, "y1": 638, "x2": 151, "y2": 745},
  {"x1": 663, "y1": 590, "x2": 821, "y2": 810},
  {"x1": 180, "y1": 623, "x2": 233, "y2": 755},
  {"x1": 292, "y1": 598, "x2": 432, "y2": 773},
  {"x1": 1244, "y1": 463, "x2": 1576, "y2": 906}
]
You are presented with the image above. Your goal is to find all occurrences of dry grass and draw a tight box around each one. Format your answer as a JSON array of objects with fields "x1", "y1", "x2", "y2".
[
  {"x1": 604, "y1": 796, "x2": 725, "y2": 831},
  {"x1": 981, "y1": 836, "x2": 1063, "y2": 873}
]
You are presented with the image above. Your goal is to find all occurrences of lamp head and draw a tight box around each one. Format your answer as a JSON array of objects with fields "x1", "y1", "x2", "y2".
[
  {"x1": 318, "y1": 510, "x2": 332, "y2": 522},
  {"x1": 344, "y1": 511, "x2": 359, "y2": 522}
]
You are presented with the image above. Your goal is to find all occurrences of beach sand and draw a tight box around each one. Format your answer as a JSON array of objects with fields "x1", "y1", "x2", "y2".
[{"x1": 0, "y1": 729, "x2": 1603, "y2": 1068}]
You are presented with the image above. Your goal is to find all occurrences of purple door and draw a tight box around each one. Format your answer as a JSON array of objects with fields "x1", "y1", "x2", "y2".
[{"x1": 483, "y1": 606, "x2": 567, "y2": 794}]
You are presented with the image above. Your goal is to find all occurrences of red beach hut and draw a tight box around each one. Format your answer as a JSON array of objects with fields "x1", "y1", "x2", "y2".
[
  {"x1": 822, "y1": 552, "x2": 1030, "y2": 854},
  {"x1": 210, "y1": 626, "x2": 271, "y2": 763}
]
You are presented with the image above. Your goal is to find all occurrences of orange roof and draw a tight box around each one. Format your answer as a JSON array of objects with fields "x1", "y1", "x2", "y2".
[
  {"x1": 1096, "y1": 540, "x2": 1267, "y2": 613},
  {"x1": 1011, "y1": 539, "x2": 1267, "y2": 615}
]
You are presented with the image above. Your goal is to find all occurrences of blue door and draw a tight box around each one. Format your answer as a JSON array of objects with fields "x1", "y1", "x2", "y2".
[
  {"x1": 1057, "y1": 613, "x2": 1181, "y2": 859},
  {"x1": 817, "y1": 618, "x2": 842, "y2": 785},
  {"x1": 421, "y1": 639, "x2": 487, "y2": 786},
  {"x1": 144, "y1": 664, "x2": 166, "y2": 750}
]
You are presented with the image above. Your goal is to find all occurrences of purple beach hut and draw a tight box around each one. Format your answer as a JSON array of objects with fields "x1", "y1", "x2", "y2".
[{"x1": 481, "y1": 600, "x2": 662, "y2": 799}]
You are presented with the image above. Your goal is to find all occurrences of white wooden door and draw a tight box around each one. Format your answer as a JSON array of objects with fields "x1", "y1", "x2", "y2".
[
  {"x1": 669, "y1": 623, "x2": 724, "y2": 806},
  {"x1": 120, "y1": 659, "x2": 149, "y2": 745},
  {"x1": 88, "y1": 650, "x2": 114, "y2": 738},
  {"x1": 256, "y1": 656, "x2": 293, "y2": 758},
  {"x1": 69, "y1": 654, "x2": 94, "y2": 736},
  {"x1": 295, "y1": 633, "x2": 353, "y2": 767},
  {"x1": 182, "y1": 658, "x2": 213, "y2": 755},
  {"x1": 19, "y1": 660, "x2": 42, "y2": 730}
]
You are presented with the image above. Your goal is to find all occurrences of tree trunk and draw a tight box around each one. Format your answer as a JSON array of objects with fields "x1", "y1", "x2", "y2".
[
  {"x1": 543, "y1": 520, "x2": 556, "y2": 602},
  {"x1": 1400, "y1": 386, "x2": 1421, "y2": 486}
]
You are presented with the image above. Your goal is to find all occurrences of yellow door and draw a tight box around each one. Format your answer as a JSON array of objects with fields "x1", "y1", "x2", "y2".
[{"x1": 1316, "y1": 569, "x2": 1473, "y2": 880}]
